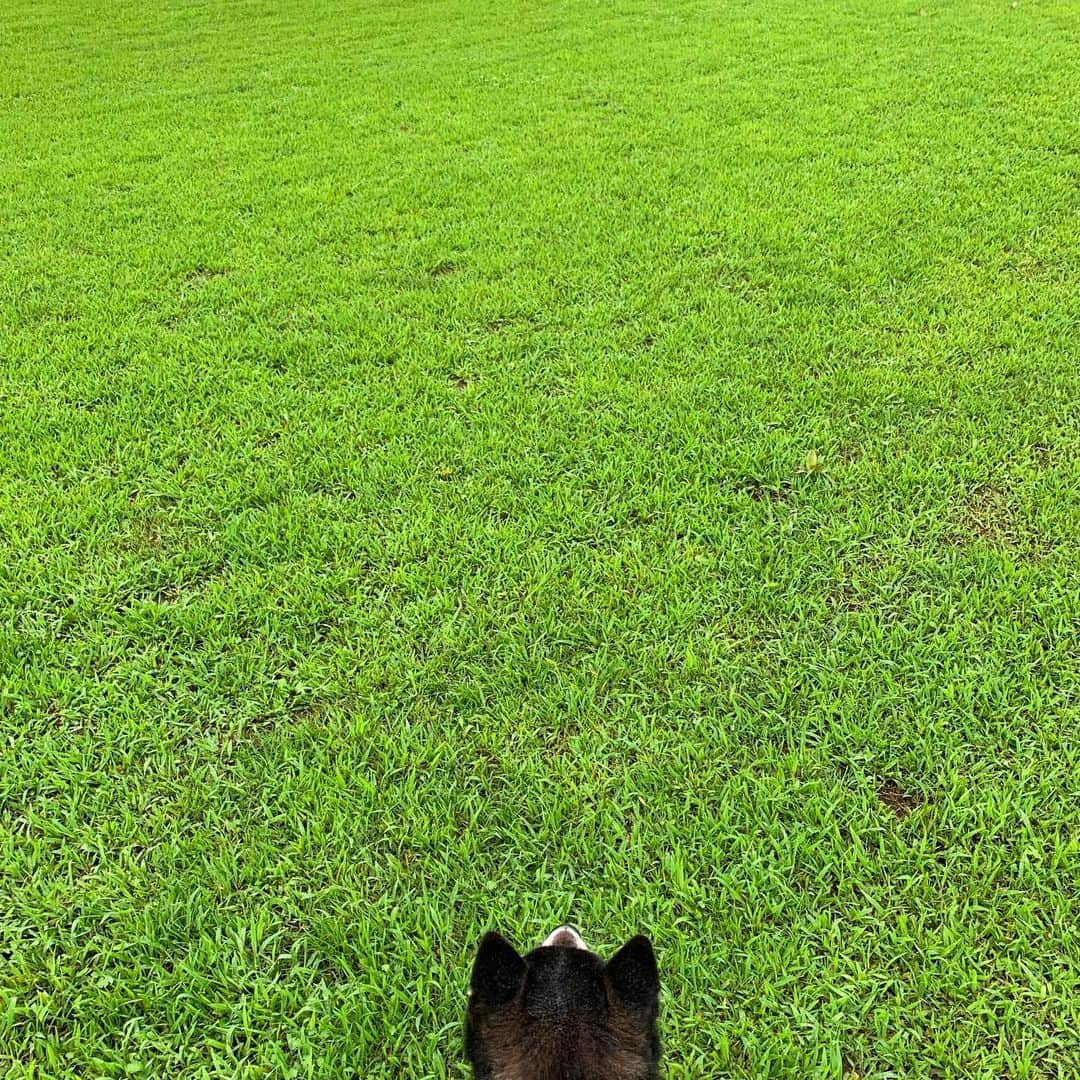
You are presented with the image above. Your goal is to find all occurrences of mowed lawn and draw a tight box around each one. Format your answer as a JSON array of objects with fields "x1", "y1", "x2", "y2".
[{"x1": 2, "y1": 0, "x2": 1079, "y2": 1075}]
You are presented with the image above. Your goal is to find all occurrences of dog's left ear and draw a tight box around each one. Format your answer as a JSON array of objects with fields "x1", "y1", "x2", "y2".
[
  {"x1": 606, "y1": 935, "x2": 659, "y2": 1008},
  {"x1": 471, "y1": 932, "x2": 526, "y2": 1006}
]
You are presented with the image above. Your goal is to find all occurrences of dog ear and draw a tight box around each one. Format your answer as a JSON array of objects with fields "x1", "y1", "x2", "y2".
[
  {"x1": 471, "y1": 932, "x2": 526, "y2": 1005},
  {"x1": 606, "y1": 935, "x2": 659, "y2": 1008}
]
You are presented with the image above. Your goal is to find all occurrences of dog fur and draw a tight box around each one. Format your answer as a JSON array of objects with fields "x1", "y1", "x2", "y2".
[{"x1": 466, "y1": 927, "x2": 660, "y2": 1080}]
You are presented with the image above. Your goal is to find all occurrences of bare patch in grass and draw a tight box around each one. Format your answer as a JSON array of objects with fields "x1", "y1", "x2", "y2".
[
  {"x1": 1029, "y1": 443, "x2": 1056, "y2": 466},
  {"x1": 877, "y1": 780, "x2": 921, "y2": 820},
  {"x1": 184, "y1": 265, "x2": 228, "y2": 285},
  {"x1": 154, "y1": 582, "x2": 181, "y2": 604},
  {"x1": 961, "y1": 485, "x2": 1016, "y2": 545},
  {"x1": 429, "y1": 260, "x2": 460, "y2": 279},
  {"x1": 481, "y1": 312, "x2": 541, "y2": 335},
  {"x1": 737, "y1": 476, "x2": 792, "y2": 503},
  {"x1": 942, "y1": 483, "x2": 1053, "y2": 555},
  {"x1": 124, "y1": 511, "x2": 181, "y2": 554}
]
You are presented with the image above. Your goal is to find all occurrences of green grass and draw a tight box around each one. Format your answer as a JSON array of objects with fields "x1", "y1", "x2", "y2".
[{"x1": 2, "y1": 0, "x2": 1079, "y2": 1075}]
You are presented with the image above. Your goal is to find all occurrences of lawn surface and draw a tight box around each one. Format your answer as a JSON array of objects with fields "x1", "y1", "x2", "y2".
[{"x1": 2, "y1": 0, "x2": 1079, "y2": 1076}]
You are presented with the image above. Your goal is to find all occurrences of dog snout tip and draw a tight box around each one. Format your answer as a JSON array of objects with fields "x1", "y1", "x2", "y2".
[{"x1": 543, "y1": 925, "x2": 588, "y2": 950}]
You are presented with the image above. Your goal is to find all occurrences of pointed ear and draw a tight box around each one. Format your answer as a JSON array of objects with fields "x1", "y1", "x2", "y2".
[
  {"x1": 606, "y1": 935, "x2": 659, "y2": 1008},
  {"x1": 470, "y1": 932, "x2": 526, "y2": 1005}
]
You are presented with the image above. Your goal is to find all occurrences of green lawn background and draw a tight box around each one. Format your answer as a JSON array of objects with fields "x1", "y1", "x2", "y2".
[{"x1": 1, "y1": 0, "x2": 1078, "y2": 1076}]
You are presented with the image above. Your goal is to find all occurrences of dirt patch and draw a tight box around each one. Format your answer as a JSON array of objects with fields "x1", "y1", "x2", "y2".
[
  {"x1": 124, "y1": 511, "x2": 181, "y2": 554},
  {"x1": 737, "y1": 476, "x2": 792, "y2": 503},
  {"x1": 835, "y1": 442, "x2": 862, "y2": 465},
  {"x1": 877, "y1": 780, "x2": 921, "y2": 820},
  {"x1": 943, "y1": 483, "x2": 1053, "y2": 555},
  {"x1": 184, "y1": 265, "x2": 228, "y2": 285},
  {"x1": 449, "y1": 373, "x2": 470, "y2": 390},
  {"x1": 429, "y1": 260, "x2": 460, "y2": 279},
  {"x1": 480, "y1": 312, "x2": 542, "y2": 335},
  {"x1": 1029, "y1": 443, "x2": 1055, "y2": 466},
  {"x1": 154, "y1": 582, "x2": 181, "y2": 604},
  {"x1": 961, "y1": 485, "x2": 1016, "y2": 545}
]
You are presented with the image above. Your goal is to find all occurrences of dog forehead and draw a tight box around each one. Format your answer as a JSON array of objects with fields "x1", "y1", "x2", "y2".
[{"x1": 521, "y1": 946, "x2": 606, "y2": 1018}]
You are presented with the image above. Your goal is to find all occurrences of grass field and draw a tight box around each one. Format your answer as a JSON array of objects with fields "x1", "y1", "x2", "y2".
[{"x1": 2, "y1": 0, "x2": 1079, "y2": 1075}]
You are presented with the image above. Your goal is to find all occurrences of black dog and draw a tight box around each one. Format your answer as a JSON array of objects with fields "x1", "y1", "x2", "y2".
[{"x1": 466, "y1": 926, "x2": 660, "y2": 1079}]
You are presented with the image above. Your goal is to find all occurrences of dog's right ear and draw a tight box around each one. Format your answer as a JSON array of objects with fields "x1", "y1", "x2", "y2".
[
  {"x1": 606, "y1": 935, "x2": 659, "y2": 1008},
  {"x1": 470, "y1": 932, "x2": 526, "y2": 1006}
]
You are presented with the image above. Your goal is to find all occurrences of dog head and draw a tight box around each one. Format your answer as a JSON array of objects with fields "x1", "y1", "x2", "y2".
[{"x1": 465, "y1": 926, "x2": 660, "y2": 1080}]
